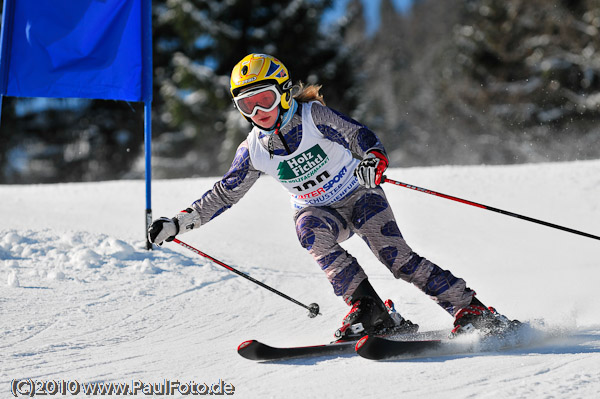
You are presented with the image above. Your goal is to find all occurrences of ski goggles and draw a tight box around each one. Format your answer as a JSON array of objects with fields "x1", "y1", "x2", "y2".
[{"x1": 233, "y1": 85, "x2": 281, "y2": 117}]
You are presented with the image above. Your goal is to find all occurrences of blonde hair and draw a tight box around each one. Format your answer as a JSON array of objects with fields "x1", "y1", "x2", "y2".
[{"x1": 293, "y1": 82, "x2": 326, "y2": 106}]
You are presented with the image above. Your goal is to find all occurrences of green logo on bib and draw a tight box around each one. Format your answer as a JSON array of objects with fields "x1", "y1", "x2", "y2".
[{"x1": 277, "y1": 144, "x2": 327, "y2": 181}]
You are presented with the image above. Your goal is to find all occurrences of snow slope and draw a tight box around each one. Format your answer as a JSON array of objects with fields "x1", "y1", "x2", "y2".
[{"x1": 1, "y1": 160, "x2": 600, "y2": 398}]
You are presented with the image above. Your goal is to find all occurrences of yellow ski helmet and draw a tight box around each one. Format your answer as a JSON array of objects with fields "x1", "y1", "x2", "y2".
[{"x1": 230, "y1": 53, "x2": 293, "y2": 111}]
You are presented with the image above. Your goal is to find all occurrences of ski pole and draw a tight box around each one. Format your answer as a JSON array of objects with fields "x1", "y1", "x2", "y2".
[
  {"x1": 383, "y1": 177, "x2": 600, "y2": 242},
  {"x1": 172, "y1": 238, "x2": 321, "y2": 317}
]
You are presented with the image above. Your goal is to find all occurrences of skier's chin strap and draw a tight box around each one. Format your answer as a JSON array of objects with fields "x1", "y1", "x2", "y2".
[{"x1": 262, "y1": 98, "x2": 297, "y2": 159}]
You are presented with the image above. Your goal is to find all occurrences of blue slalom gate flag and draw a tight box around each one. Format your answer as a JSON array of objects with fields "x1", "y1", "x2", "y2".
[
  {"x1": 0, "y1": 0, "x2": 154, "y2": 248},
  {"x1": 0, "y1": 0, "x2": 152, "y2": 102}
]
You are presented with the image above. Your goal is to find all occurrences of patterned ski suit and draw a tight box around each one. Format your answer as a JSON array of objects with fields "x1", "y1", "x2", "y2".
[{"x1": 189, "y1": 101, "x2": 474, "y2": 316}]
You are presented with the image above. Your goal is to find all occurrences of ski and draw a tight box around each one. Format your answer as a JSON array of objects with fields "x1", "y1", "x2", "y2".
[
  {"x1": 237, "y1": 339, "x2": 357, "y2": 361},
  {"x1": 237, "y1": 330, "x2": 450, "y2": 361},
  {"x1": 356, "y1": 324, "x2": 532, "y2": 360},
  {"x1": 355, "y1": 335, "x2": 445, "y2": 360}
]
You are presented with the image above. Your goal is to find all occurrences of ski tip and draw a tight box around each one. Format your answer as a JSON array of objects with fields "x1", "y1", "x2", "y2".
[
  {"x1": 238, "y1": 340, "x2": 257, "y2": 352},
  {"x1": 238, "y1": 340, "x2": 268, "y2": 361},
  {"x1": 355, "y1": 335, "x2": 370, "y2": 351},
  {"x1": 355, "y1": 335, "x2": 386, "y2": 360}
]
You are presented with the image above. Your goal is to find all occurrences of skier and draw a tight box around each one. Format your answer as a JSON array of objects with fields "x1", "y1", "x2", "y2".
[{"x1": 148, "y1": 53, "x2": 518, "y2": 339}]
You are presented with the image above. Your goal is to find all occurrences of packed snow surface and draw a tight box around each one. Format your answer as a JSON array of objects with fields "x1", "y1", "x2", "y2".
[{"x1": 2, "y1": 161, "x2": 600, "y2": 398}]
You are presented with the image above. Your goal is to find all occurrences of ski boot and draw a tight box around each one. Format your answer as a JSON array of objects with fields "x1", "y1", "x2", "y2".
[
  {"x1": 334, "y1": 280, "x2": 418, "y2": 341},
  {"x1": 385, "y1": 299, "x2": 419, "y2": 334},
  {"x1": 450, "y1": 296, "x2": 521, "y2": 338}
]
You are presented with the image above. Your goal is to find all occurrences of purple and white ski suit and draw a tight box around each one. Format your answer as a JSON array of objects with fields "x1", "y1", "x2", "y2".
[{"x1": 188, "y1": 101, "x2": 474, "y2": 316}]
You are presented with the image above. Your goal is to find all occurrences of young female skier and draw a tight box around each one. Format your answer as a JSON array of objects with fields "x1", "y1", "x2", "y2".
[{"x1": 148, "y1": 53, "x2": 518, "y2": 339}]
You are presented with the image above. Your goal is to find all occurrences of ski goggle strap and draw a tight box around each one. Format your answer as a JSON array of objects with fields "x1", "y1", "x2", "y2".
[{"x1": 233, "y1": 85, "x2": 282, "y2": 117}]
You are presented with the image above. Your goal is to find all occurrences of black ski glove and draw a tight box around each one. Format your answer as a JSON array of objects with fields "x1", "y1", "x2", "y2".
[
  {"x1": 148, "y1": 217, "x2": 179, "y2": 245},
  {"x1": 148, "y1": 207, "x2": 201, "y2": 245}
]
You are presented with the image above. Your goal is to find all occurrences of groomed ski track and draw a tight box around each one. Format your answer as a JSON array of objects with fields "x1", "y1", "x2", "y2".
[{"x1": 1, "y1": 161, "x2": 600, "y2": 398}]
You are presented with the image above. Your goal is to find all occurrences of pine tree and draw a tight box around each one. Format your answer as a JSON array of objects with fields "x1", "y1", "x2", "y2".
[
  {"x1": 456, "y1": 0, "x2": 600, "y2": 125},
  {"x1": 349, "y1": 0, "x2": 600, "y2": 166},
  {"x1": 151, "y1": 0, "x2": 360, "y2": 178},
  {"x1": 0, "y1": 0, "x2": 360, "y2": 182}
]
